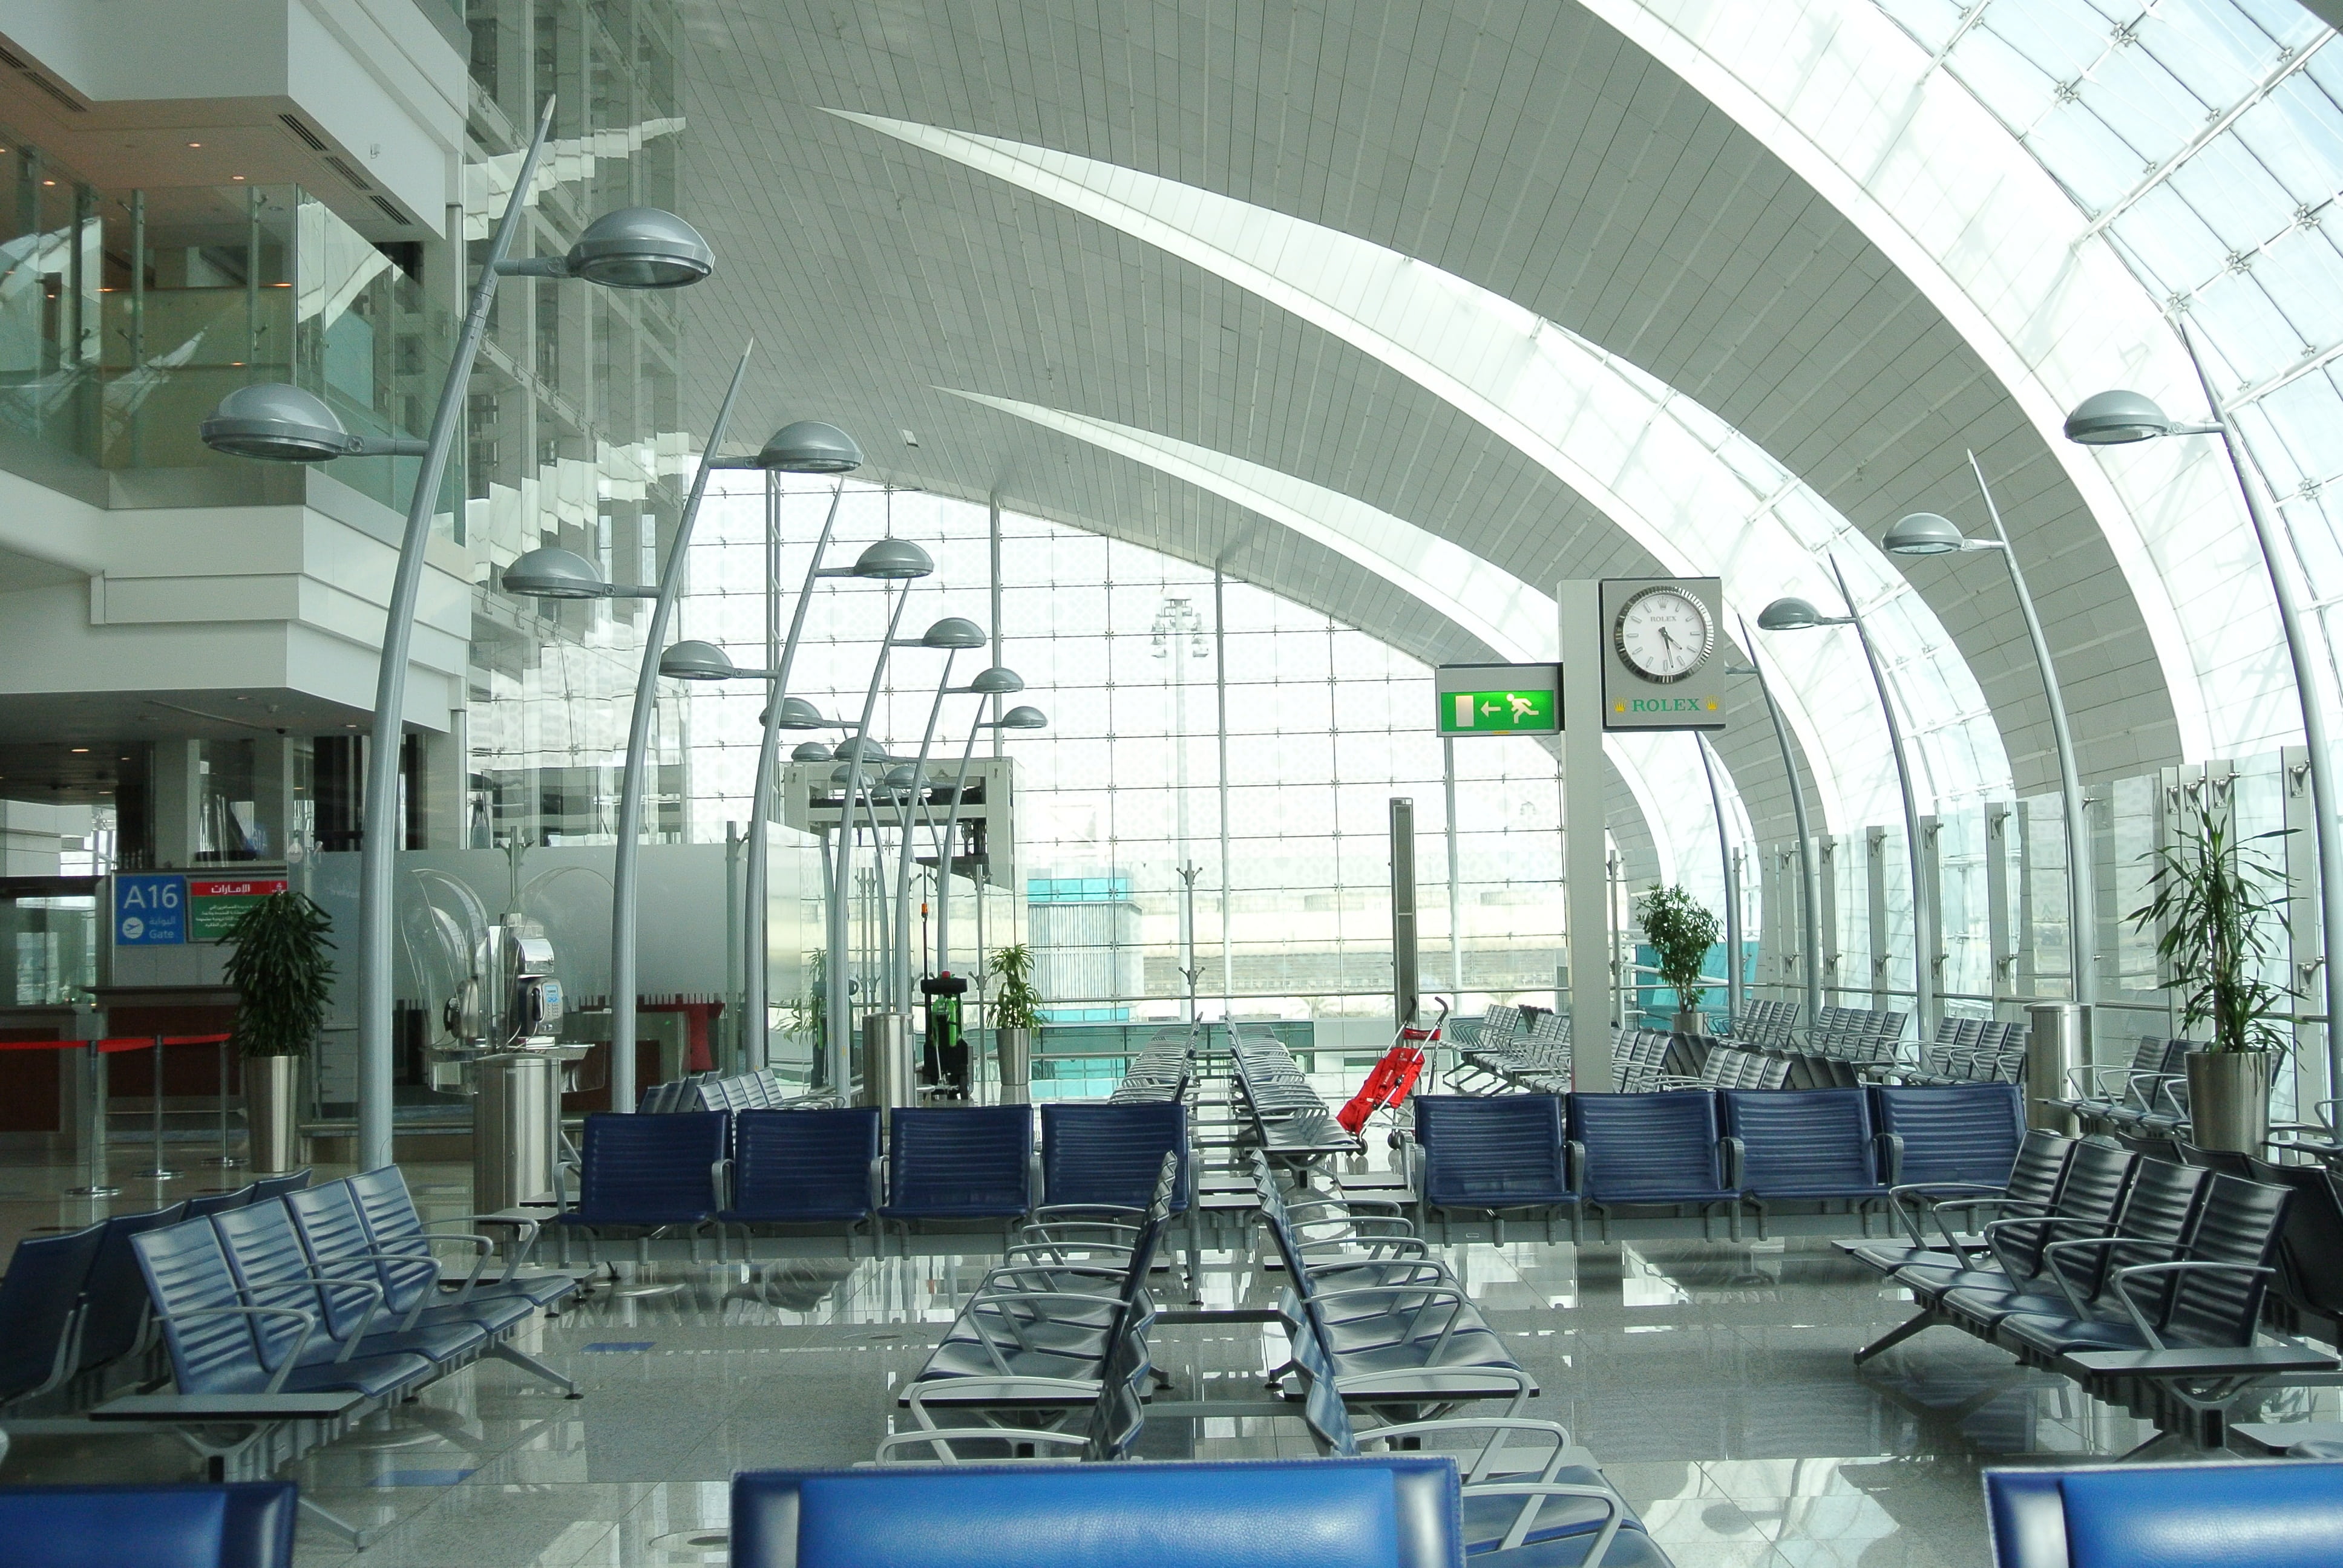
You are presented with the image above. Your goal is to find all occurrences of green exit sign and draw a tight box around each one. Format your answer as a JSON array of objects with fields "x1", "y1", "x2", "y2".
[{"x1": 1440, "y1": 687, "x2": 1557, "y2": 734}]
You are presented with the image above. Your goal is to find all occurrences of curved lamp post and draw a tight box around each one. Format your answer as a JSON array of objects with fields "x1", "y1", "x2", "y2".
[
  {"x1": 928, "y1": 678, "x2": 1034, "y2": 978},
  {"x1": 828, "y1": 556, "x2": 934, "y2": 1094},
  {"x1": 202, "y1": 97, "x2": 713, "y2": 1167},
  {"x1": 1760, "y1": 564, "x2": 1935, "y2": 1037},
  {"x1": 2065, "y1": 342, "x2": 2343, "y2": 1097},
  {"x1": 887, "y1": 619, "x2": 990, "y2": 1034},
  {"x1": 1726, "y1": 618, "x2": 1823, "y2": 1024},
  {"x1": 1690, "y1": 733, "x2": 1745, "y2": 1030},
  {"x1": 1886, "y1": 453, "x2": 2095, "y2": 1008}
]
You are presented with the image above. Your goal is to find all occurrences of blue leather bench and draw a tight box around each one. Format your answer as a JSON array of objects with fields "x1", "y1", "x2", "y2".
[
  {"x1": 1985, "y1": 1459, "x2": 2343, "y2": 1567},
  {"x1": 0, "y1": 1480, "x2": 296, "y2": 1568},
  {"x1": 733, "y1": 1457, "x2": 1464, "y2": 1568}
]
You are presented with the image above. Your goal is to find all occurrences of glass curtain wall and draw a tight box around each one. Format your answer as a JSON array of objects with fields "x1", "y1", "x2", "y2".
[{"x1": 675, "y1": 479, "x2": 1571, "y2": 1024}]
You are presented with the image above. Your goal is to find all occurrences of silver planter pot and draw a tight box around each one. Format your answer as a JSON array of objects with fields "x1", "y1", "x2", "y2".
[
  {"x1": 995, "y1": 1027, "x2": 1033, "y2": 1106},
  {"x1": 244, "y1": 1054, "x2": 304, "y2": 1175},
  {"x1": 1672, "y1": 1009, "x2": 1705, "y2": 1038},
  {"x1": 2185, "y1": 1050, "x2": 2269, "y2": 1154}
]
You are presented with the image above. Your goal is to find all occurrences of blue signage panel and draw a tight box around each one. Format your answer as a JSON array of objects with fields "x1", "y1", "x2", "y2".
[{"x1": 114, "y1": 874, "x2": 187, "y2": 946}]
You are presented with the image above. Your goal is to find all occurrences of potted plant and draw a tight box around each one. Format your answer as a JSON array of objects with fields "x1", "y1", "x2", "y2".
[
  {"x1": 1637, "y1": 884, "x2": 1722, "y2": 1036},
  {"x1": 223, "y1": 890, "x2": 335, "y2": 1175},
  {"x1": 986, "y1": 943, "x2": 1044, "y2": 1104},
  {"x1": 2131, "y1": 802, "x2": 2291, "y2": 1153}
]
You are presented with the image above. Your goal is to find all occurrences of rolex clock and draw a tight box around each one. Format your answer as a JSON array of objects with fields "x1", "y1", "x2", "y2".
[{"x1": 1600, "y1": 577, "x2": 1726, "y2": 731}]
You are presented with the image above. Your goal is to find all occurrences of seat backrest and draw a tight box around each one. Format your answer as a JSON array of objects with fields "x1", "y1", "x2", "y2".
[
  {"x1": 1567, "y1": 1091, "x2": 1726, "y2": 1200},
  {"x1": 1040, "y1": 1102, "x2": 1190, "y2": 1213},
  {"x1": 1722, "y1": 1088, "x2": 1878, "y2": 1195},
  {"x1": 729, "y1": 1108, "x2": 881, "y2": 1220},
  {"x1": 213, "y1": 1201, "x2": 338, "y2": 1364},
  {"x1": 131, "y1": 1220, "x2": 269, "y2": 1395},
  {"x1": 573, "y1": 1111, "x2": 727, "y2": 1223},
  {"x1": 2069, "y1": 1158, "x2": 2205, "y2": 1308},
  {"x1": 286, "y1": 1178, "x2": 435, "y2": 1322},
  {"x1": 2161, "y1": 1172, "x2": 2290, "y2": 1347},
  {"x1": 0, "y1": 1222, "x2": 108, "y2": 1403},
  {"x1": 182, "y1": 1184, "x2": 258, "y2": 1221},
  {"x1": 250, "y1": 1170, "x2": 312, "y2": 1204},
  {"x1": 730, "y1": 1459, "x2": 1461, "y2": 1568},
  {"x1": 75, "y1": 1201, "x2": 189, "y2": 1377},
  {"x1": 1870, "y1": 1083, "x2": 2025, "y2": 1187},
  {"x1": 1412, "y1": 1094, "x2": 1568, "y2": 1207},
  {"x1": 885, "y1": 1106, "x2": 1033, "y2": 1216},
  {"x1": 0, "y1": 1481, "x2": 298, "y2": 1568},
  {"x1": 2002, "y1": 1131, "x2": 2079, "y2": 1212},
  {"x1": 2033, "y1": 1142, "x2": 2137, "y2": 1269},
  {"x1": 2247, "y1": 1157, "x2": 2343, "y2": 1323},
  {"x1": 1985, "y1": 1460, "x2": 2343, "y2": 1568}
]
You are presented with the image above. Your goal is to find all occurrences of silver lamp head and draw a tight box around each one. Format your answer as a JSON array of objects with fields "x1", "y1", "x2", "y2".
[
  {"x1": 774, "y1": 697, "x2": 830, "y2": 730},
  {"x1": 832, "y1": 737, "x2": 890, "y2": 763},
  {"x1": 965, "y1": 666, "x2": 1024, "y2": 694},
  {"x1": 851, "y1": 538, "x2": 934, "y2": 580},
  {"x1": 920, "y1": 616, "x2": 988, "y2": 650},
  {"x1": 757, "y1": 420, "x2": 862, "y2": 474},
  {"x1": 1883, "y1": 512, "x2": 1969, "y2": 557},
  {"x1": 791, "y1": 742, "x2": 834, "y2": 762},
  {"x1": 565, "y1": 207, "x2": 713, "y2": 289},
  {"x1": 199, "y1": 383, "x2": 354, "y2": 462},
  {"x1": 1757, "y1": 597, "x2": 1824, "y2": 632},
  {"x1": 2063, "y1": 389, "x2": 2174, "y2": 446},
  {"x1": 882, "y1": 764, "x2": 923, "y2": 789},
  {"x1": 995, "y1": 705, "x2": 1048, "y2": 731},
  {"x1": 658, "y1": 639, "x2": 740, "y2": 680},
  {"x1": 501, "y1": 546, "x2": 612, "y2": 599}
]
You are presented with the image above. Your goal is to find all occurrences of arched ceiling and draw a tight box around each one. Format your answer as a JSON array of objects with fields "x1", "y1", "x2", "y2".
[{"x1": 669, "y1": 0, "x2": 2194, "y2": 854}]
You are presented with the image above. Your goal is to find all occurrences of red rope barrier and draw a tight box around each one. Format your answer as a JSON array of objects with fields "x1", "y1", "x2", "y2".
[{"x1": 0, "y1": 1033, "x2": 236, "y2": 1054}]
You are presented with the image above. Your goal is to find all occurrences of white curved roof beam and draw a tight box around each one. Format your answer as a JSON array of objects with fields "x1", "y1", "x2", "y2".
[
  {"x1": 943, "y1": 386, "x2": 1740, "y2": 890},
  {"x1": 831, "y1": 109, "x2": 2010, "y2": 829}
]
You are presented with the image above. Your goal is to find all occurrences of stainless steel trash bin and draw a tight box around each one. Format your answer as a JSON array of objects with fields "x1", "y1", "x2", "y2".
[
  {"x1": 862, "y1": 1013, "x2": 914, "y2": 1112},
  {"x1": 2026, "y1": 1002, "x2": 2091, "y2": 1134},
  {"x1": 474, "y1": 1050, "x2": 556, "y2": 1212}
]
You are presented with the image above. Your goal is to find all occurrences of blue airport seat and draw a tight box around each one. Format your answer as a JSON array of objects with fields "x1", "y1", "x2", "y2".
[
  {"x1": 881, "y1": 1106, "x2": 1034, "y2": 1221},
  {"x1": 1985, "y1": 1459, "x2": 2343, "y2": 1567},
  {"x1": 724, "y1": 1107, "x2": 882, "y2": 1223},
  {"x1": 556, "y1": 1111, "x2": 727, "y2": 1230},
  {"x1": 183, "y1": 1184, "x2": 260, "y2": 1222},
  {"x1": 212, "y1": 1200, "x2": 490, "y2": 1373},
  {"x1": 249, "y1": 1170, "x2": 312, "y2": 1204},
  {"x1": 732, "y1": 1457, "x2": 1463, "y2": 1568},
  {"x1": 344, "y1": 1165, "x2": 578, "y2": 1311},
  {"x1": 1411, "y1": 1094, "x2": 1576, "y2": 1216},
  {"x1": 1567, "y1": 1092, "x2": 1736, "y2": 1209},
  {"x1": 1722, "y1": 1088, "x2": 1889, "y2": 1203},
  {"x1": 0, "y1": 1221, "x2": 108, "y2": 1407},
  {"x1": 1039, "y1": 1102, "x2": 1191, "y2": 1214},
  {"x1": 73, "y1": 1200, "x2": 189, "y2": 1378},
  {"x1": 0, "y1": 1480, "x2": 297, "y2": 1568},
  {"x1": 1872, "y1": 1083, "x2": 2024, "y2": 1187}
]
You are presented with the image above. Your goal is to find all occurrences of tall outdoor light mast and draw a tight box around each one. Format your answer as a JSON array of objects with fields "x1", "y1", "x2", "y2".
[
  {"x1": 2064, "y1": 331, "x2": 2343, "y2": 1099},
  {"x1": 928, "y1": 684, "x2": 1041, "y2": 978},
  {"x1": 1726, "y1": 619, "x2": 1823, "y2": 1023},
  {"x1": 1759, "y1": 563, "x2": 1935, "y2": 1036},
  {"x1": 1153, "y1": 598, "x2": 1208, "y2": 1021},
  {"x1": 200, "y1": 98, "x2": 712, "y2": 1167},
  {"x1": 888, "y1": 619, "x2": 991, "y2": 1034},
  {"x1": 1884, "y1": 451, "x2": 2094, "y2": 1007}
]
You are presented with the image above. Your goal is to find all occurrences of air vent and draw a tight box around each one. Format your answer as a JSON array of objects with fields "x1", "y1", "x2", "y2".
[
  {"x1": 0, "y1": 45, "x2": 85, "y2": 112},
  {"x1": 323, "y1": 154, "x2": 372, "y2": 191},
  {"x1": 369, "y1": 195, "x2": 413, "y2": 227},
  {"x1": 277, "y1": 112, "x2": 327, "y2": 151}
]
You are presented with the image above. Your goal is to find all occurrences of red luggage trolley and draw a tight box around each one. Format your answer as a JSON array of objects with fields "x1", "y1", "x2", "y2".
[{"x1": 1336, "y1": 997, "x2": 1445, "y2": 1136}]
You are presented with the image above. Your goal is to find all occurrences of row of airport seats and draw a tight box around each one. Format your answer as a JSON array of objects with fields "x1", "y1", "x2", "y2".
[
  {"x1": 0, "y1": 1170, "x2": 316, "y2": 1416},
  {"x1": 1109, "y1": 1033, "x2": 1196, "y2": 1103},
  {"x1": 1732, "y1": 998, "x2": 1801, "y2": 1049},
  {"x1": 1903, "y1": 1017, "x2": 2029, "y2": 1087},
  {"x1": 1403, "y1": 1083, "x2": 2028, "y2": 1238},
  {"x1": 1660, "y1": 1045, "x2": 1793, "y2": 1093},
  {"x1": 2045, "y1": 1036, "x2": 2333, "y2": 1163},
  {"x1": 1228, "y1": 1027, "x2": 1363, "y2": 1169},
  {"x1": 551, "y1": 1101, "x2": 1196, "y2": 1261},
  {"x1": 13, "y1": 1453, "x2": 2343, "y2": 1568},
  {"x1": 638, "y1": 1067, "x2": 823, "y2": 1114},
  {"x1": 1841, "y1": 1130, "x2": 2343, "y2": 1447}
]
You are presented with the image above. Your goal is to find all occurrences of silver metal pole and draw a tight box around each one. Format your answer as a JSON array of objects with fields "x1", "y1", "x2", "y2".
[
  {"x1": 1214, "y1": 569, "x2": 1233, "y2": 1011},
  {"x1": 724, "y1": 820, "x2": 741, "y2": 1074},
  {"x1": 67, "y1": 1038, "x2": 119, "y2": 1197},
  {"x1": 1829, "y1": 557, "x2": 1933, "y2": 1037},
  {"x1": 1443, "y1": 736, "x2": 1463, "y2": 1003},
  {"x1": 1697, "y1": 734, "x2": 1743, "y2": 1031},
  {"x1": 894, "y1": 658, "x2": 960, "y2": 1028},
  {"x1": 355, "y1": 98, "x2": 556, "y2": 1171},
  {"x1": 139, "y1": 1035, "x2": 176, "y2": 1180},
  {"x1": 208, "y1": 1037, "x2": 243, "y2": 1167},
  {"x1": 608, "y1": 342, "x2": 753, "y2": 1111},
  {"x1": 744, "y1": 480, "x2": 846, "y2": 1068},
  {"x1": 828, "y1": 587, "x2": 911, "y2": 1088},
  {"x1": 1967, "y1": 452, "x2": 2096, "y2": 1007},
  {"x1": 2181, "y1": 329, "x2": 2343, "y2": 1100},
  {"x1": 860, "y1": 789, "x2": 895, "y2": 1014},
  {"x1": 1737, "y1": 615, "x2": 1823, "y2": 1022},
  {"x1": 931, "y1": 709, "x2": 988, "y2": 978}
]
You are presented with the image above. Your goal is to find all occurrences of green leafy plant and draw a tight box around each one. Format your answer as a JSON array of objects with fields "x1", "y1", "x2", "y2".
[
  {"x1": 779, "y1": 948, "x2": 827, "y2": 1044},
  {"x1": 986, "y1": 942, "x2": 1045, "y2": 1031},
  {"x1": 223, "y1": 891, "x2": 336, "y2": 1059},
  {"x1": 2131, "y1": 803, "x2": 2292, "y2": 1053},
  {"x1": 1637, "y1": 884, "x2": 1721, "y2": 1013}
]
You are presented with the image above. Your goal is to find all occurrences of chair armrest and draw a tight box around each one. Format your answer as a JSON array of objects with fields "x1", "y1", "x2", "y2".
[
  {"x1": 902, "y1": 1375, "x2": 1104, "y2": 1426},
  {"x1": 1458, "y1": 1480, "x2": 1625, "y2": 1560},
  {"x1": 874, "y1": 1427, "x2": 1091, "y2": 1463},
  {"x1": 1358, "y1": 1415, "x2": 1582, "y2": 1483},
  {"x1": 167, "y1": 1306, "x2": 318, "y2": 1393},
  {"x1": 2109, "y1": 1261, "x2": 2276, "y2": 1350}
]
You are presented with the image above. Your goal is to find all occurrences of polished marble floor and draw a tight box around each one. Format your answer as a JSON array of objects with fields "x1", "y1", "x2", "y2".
[{"x1": 0, "y1": 1134, "x2": 2328, "y2": 1567}]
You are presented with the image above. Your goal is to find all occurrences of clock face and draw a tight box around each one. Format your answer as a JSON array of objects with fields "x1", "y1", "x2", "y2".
[{"x1": 1613, "y1": 586, "x2": 1713, "y2": 684}]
